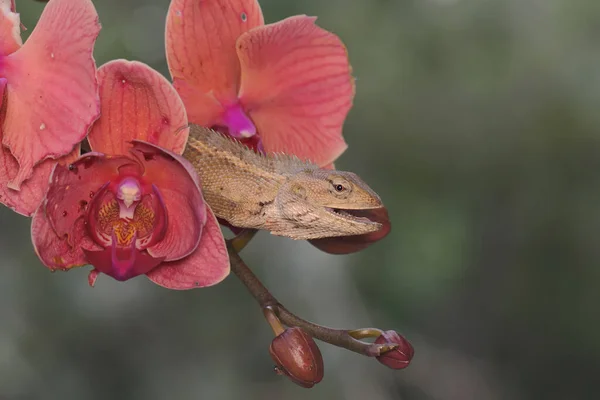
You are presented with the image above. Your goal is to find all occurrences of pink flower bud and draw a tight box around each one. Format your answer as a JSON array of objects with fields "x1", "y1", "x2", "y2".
[
  {"x1": 269, "y1": 327, "x2": 324, "y2": 388},
  {"x1": 374, "y1": 330, "x2": 414, "y2": 369}
]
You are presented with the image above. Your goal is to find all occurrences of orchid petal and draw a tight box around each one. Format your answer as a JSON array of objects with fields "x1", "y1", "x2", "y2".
[
  {"x1": 31, "y1": 207, "x2": 100, "y2": 271},
  {"x1": 166, "y1": 0, "x2": 264, "y2": 124},
  {"x1": 0, "y1": 78, "x2": 46, "y2": 215},
  {"x1": 131, "y1": 141, "x2": 207, "y2": 261},
  {"x1": 0, "y1": 151, "x2": 82, "y2": 217},
  {"x1": 45, "y1": 153, "x2": 142, "y2": 246},
  {"x1": 0, "y1": 150, "x2": 54, "y2": 216},
  {"x1": 147, "y1": 206, "x2": 229, "y2": 289},
  {"x1": 1, "y1": 0, "x2": 100, "y2": 190},
  {"x1": 309, "y1": 207, "x2": 391, "y2": 254},
  {"x1": 88, "y1": 60, "x2": 189, "y2": 156},
  {"x1": 170, "y1": 78, "x2": 224, "y2": 129},
  {"x1": 237, "y1": 15, "x2": 353, "y2": 167},
  {"x1": 0, "y1": 0, "x2": 22, "y2": 56},
  {"x1": 0, "y1": 74, "x2": 80, "y2": 216}
]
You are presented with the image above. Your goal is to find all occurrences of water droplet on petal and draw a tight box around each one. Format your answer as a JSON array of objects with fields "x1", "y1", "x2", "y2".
[
  {"x1": 62, "y1": 210, "x2": 68, "y2": 217},
  {"x1": 50, "y1": 52, "x2": 54, "y2": 59},
  {"x1": 39, "y1": 123, "x2": 46, "y2": 130},
  {"x1": 89, "y1": 191, "x2": 95, "y2": 199},
  {"x1": 241, "y1": 12, "x2": 247, "y2": 22}
]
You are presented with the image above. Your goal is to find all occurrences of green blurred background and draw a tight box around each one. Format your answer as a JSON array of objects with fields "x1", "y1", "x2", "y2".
[{"x1": 2, "y1": 0, "x2": 599, "y2": 399}]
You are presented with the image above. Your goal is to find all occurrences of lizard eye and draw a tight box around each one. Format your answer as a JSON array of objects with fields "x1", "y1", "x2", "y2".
[{"x1": 329, "y1": 176, "x2": 352, "y2": 196}]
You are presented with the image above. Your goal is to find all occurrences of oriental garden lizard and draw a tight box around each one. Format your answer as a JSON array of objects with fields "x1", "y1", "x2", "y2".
[{"x1": 183, "y1": 125, "x2": 385, "y2": 240}]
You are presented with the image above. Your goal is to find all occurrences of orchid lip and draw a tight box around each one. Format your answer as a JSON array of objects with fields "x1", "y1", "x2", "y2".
[
  {"x1": 87, "y1": 178, "x2": 167, "y2": 251},
  {"x1": 109, "y1": 230, "x2": 137, "y2": 281}
]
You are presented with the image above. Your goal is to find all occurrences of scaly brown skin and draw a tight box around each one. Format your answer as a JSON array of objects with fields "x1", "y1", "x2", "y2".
[{"x1": 184, "y1": 125, "x2": 384, "y2": 240}]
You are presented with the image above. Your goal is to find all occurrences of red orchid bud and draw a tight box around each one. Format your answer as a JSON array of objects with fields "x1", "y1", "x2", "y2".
[
  {"x1": 269, "y1": 327, "x2": 324, "y2": 388},
  {"x1": 374, "y1": 330, "x2": 414, "y2": 370}
]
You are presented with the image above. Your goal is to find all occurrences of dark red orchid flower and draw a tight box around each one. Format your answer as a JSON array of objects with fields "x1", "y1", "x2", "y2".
[
  {"x1": 0, "y1": 0, "x2": 100, "y2": 216},
  {"x1": 374, "y1": 330, "x2": 414, "y2": 370},
  {"x1": 164, "y1": 0, "x2": 389, "y2": 253},
  {"x1": 270, "y1": 327, "x2": 324, "y2": 388},
  {"x1": 31, "y1": 60, "x2": 229, "y2": 289}
]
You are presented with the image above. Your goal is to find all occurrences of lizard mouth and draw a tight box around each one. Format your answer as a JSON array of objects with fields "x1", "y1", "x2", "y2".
[{"x1": 326, "y1": 207, "x2": 384, "y2": 226}]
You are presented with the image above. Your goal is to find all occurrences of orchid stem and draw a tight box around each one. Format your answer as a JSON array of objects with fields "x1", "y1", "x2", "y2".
[{"x1": 226, "y1": 241, "x2": 396, "y2": 357}]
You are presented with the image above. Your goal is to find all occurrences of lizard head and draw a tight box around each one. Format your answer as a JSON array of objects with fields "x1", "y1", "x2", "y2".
[
  {"x1": 283, "y1": 169, "x2": 385, "y2": 238},
  {"x1": 296, "y1": 169, "x2": 383, "y2": 209}
]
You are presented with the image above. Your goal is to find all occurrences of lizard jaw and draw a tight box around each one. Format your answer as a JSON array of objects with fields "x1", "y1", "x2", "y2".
[{"x1": 325, "y1": 207, "x2": 384, "y2": 229}]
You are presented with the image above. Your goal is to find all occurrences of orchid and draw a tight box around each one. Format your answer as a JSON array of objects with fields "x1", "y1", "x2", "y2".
[
  {"x1": 165, "y1": 0, "x2": 354, "y2": 167},
  {"x1": 0, "y1": 0, "x2": 100, "y2": 216},
  {"x1": 31, "y1": 60, "x2": 229, "y2": 289}
]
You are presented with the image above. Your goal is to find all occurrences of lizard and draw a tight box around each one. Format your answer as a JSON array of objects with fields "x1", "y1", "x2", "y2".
[{"x1": 182, "y1": 124, "x2": 386, "y2": 240}]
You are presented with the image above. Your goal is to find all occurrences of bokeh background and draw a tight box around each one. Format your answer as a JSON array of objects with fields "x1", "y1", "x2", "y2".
[{"x1": 2, "y1": 0, "x2": 599, "y2": 399}]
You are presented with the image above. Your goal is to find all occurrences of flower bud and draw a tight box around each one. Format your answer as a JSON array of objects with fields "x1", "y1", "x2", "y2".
[
  {"x1": 269, "y1": 327, "x2": 324, "y2": 388},
  {"x1": 374, "y1": 330, "x2": 414, "y2": 369}
]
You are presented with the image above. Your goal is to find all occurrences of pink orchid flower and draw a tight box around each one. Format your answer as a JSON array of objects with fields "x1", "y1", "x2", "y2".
[
  {"x1": 0, "y1": 0, "x2": 100, "y2": 216},
  {"x1": 165, "y1": 0, "x2": 390, "y2": 254},
  {"x1": 165, "y1": 0, "x2": 353, "y2": 166},
  {"x1": 31, "y1": 60, "x2": 229, "y2": 289}
]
